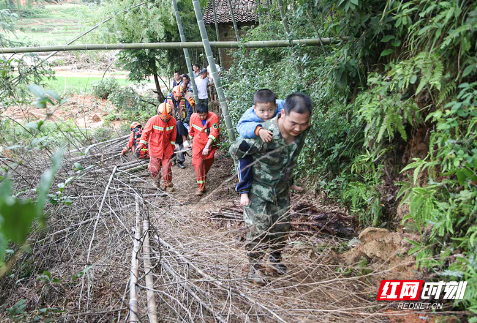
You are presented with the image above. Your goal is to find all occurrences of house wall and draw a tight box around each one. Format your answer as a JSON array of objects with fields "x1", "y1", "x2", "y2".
[{"x1": 218, "y1": 22, "x2": 256, "y2": 70}]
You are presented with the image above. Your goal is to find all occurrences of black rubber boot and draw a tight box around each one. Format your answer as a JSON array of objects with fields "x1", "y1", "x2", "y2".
[
  {"x1": 248, "y1": 263, "x2": 268, "y2": 286},
  {"x1": 269, "y1": 252, "x2": 287, "y2": 275}
]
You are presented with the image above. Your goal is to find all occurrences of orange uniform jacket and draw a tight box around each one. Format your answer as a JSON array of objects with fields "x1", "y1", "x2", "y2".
[
  {"x1": 139, "y1": 116, "x2": 177, "y2": 159},
  {"x1": 189, "y1": 112, "x2": 219, "y2": 159}
]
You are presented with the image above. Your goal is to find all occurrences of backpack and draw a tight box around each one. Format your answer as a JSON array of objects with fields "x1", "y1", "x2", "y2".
[{"x1": 132, "y1": 127, "x2": 149, "y2": 159}]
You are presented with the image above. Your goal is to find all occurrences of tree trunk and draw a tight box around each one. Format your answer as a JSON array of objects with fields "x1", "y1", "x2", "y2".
[{"x1": 153, "y1": 73, "x2": 165, "y2": 102}]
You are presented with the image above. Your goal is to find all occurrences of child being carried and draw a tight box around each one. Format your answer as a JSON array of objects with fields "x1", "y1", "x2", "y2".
[{"x1": 235, "y1": 89, "x2": 303, "y2": 206}]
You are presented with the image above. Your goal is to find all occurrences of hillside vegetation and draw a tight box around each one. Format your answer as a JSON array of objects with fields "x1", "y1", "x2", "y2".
[
  {"x1": 223, "y1": 0, "x2": 477, "y2": 312},
  {"x1": 0, "y1": 0, "x2": 476, "y2": 320}
]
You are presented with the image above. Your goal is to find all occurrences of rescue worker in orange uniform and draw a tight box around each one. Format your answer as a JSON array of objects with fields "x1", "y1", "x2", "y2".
[
  {"x1": 189, "y1": 101, "x2": 220, "y2": 195},
  {"x1": 164, "y1": 85, "x2": 193, "y2": 169},
  {"x1": 137, "y1": 102, "x2": 177, "y2": 192},
  {"x1": 121, "y1": 121, "x2": 149, "y2": 159}
]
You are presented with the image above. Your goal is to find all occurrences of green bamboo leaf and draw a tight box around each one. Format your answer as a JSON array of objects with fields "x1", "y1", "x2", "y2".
[
  {"x1": 380, "y1": 49, "x2": 393, "y2": 57},
  {"x1": 0, "y1": 198, "x2": 37, "y2": 245},
  {"x1": 462, "y1": 64, "x2": 475, "y2": 78},
  {"x1": 45, "y1": 90, "x2": 60, "y2": 101},
  {"x1": 36, "y1": 148, "x2": 64, "y2": 214},
  {"x1": 74, "y1": 163, "x2": 83, "y2": 171},
  {"x1": 418, "y1": 25, "x2": 433, "y2": 35},
  {"x1": 25, "y1": 121, "x2": 39, "y2": 130},
  {"x1": 381, "y1": 35, "x2": 394, "y2": 42},
  {"x1": 27, "y1": 84, "x2": 45, "y2": 98}
]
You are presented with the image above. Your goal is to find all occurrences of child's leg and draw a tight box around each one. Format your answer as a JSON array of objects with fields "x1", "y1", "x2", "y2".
[{"x1": 236, "y1": 156, "x2": 253, "y2": 205}]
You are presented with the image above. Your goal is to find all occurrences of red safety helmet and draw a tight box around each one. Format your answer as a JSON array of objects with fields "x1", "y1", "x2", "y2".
[
  {"x1": 130, "y1": 121, "x2": 141, "y2": 130},
  {"x1": 157, "y1": 102, "x2": 172, "y2": 121},
  {"x1": 172, "y1": 85, "x2": 183, "y2": 97}
]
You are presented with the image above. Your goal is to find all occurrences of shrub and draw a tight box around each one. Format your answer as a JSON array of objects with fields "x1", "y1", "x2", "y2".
[{"x1": 91, "y1": 77, "x2": 119, "y2": 100}]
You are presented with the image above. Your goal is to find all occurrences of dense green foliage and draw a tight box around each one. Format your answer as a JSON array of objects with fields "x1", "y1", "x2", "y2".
[
  {"x1": 223, "y1": 0, "x2": 477, "y2": 312},
  {"x1": 85, "y1": 0, "x2": 211, "y2": 97}
]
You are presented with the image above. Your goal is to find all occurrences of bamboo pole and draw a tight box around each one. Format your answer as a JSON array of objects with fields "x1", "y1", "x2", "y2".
[
  {"x1": 266, "y1": 0, "x2": 270, "y2": 21},
  {"x1": 143, "y1": 216, "x2": 158, "y2": 323},
  {"x1": 0, "y1": 39, "x2": 334, "y2": 54},
  {"x1": 277, "y1": 0, "x2": 302, "y2": 74},
  {"x1": 192, "y1": 0, "x2": 236, "y2": 142},
  {"x1": 171, "y1": 0, "x2": 199, "y2": 103},
  {"x1": 129, "y1": 196, "x2": 141, "y2": 322},
  {"x1": 277, "y1": 0, "x2": 291, "y2": 37},
  {"x1": 212, "y1": 0, "x2": 224, "y2": 68},
  {"x1": 257, "y1": 0, "x2": 262, "y2": 25},
  {"x1": 226, "y1": 0, "x2": 240, "y2": 41}
]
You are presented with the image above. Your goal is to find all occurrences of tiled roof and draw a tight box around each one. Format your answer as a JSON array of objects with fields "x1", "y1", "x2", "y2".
[{"x1": 203, "y1": 0, "x2": 259, "y2": 24}]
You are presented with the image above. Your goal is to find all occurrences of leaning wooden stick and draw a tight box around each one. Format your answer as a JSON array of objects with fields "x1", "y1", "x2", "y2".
[
  {"x1": 129, "y1": 195, "x2": 141, "y2": 322},
  {"x1": 143, "y1": 214, "x2": 158, "y2": 323}
]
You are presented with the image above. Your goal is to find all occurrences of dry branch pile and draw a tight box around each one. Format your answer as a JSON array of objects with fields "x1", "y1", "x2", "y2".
[{"x1": 0, "y1": 135, "x2": 416, "y2": 322}]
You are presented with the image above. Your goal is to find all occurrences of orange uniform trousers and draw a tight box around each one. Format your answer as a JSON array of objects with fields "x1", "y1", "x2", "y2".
[
  {"x1": 148, "y1": 157, "x2": 173, "y2": 187},
  {"x1": 192, "y1": 154, "x2": 215, "y2": 191}
]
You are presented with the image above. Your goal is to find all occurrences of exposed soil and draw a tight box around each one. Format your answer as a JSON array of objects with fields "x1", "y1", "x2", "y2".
[{"x1": 3, "y1": 94, "x2": 122, "y2": 129}]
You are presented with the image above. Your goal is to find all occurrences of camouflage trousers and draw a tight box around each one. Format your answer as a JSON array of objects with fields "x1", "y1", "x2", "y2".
[{"x1": 243, "y1": 192, "x2": 291, "y2": 261}]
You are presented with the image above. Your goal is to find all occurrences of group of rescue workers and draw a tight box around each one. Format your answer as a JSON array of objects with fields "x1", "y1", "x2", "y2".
[
  {"x1": 121, "y1": 84, "x2": 218, "y2": 196},
  {"x1": 122, "y1": 84, "x2": 313, "y2": 286}
]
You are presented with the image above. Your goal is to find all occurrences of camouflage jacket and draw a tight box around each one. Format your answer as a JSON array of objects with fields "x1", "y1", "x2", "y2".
[{"x1": 230, "y1": 114, "x2": 309, "y2": 203}]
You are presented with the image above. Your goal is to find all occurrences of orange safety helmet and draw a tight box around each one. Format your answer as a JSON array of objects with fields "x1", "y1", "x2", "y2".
[
  {"x1": 172, "y1": 85, "x2": 183, "y2": 97},
  {"x1": 157, "y1": 102, "x2": 172, "y2": 121},
  {"x1": 130, "y1": 121, "x2": 141, "y2": 130}
]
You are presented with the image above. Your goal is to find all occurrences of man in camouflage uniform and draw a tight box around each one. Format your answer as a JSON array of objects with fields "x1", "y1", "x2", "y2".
[{"x1": 230, "y1": 93, "x2": 312, "y2": 285}]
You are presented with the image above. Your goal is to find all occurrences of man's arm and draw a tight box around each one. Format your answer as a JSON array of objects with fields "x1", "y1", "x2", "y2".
[
  {"x1": 122, "y1": 132, "x2": 135, "y2": 155},
  {"x1": 183, "y1": 100, "x2": 193, "y2": 124},
  {"x1": 208, "y1": 114, "x2": 219, "y2": 144},
  {"x1": 138, "y1": 118, "x2": 153, "y2": 147},
  {"x1": 170, "y1": 118, "x2": 177, "y2": 147},
  {"x1": 188, "y1": 114, "x2": 196, "y2": 139},
  {"x1": 236, "y1": 107, "x2": 264, "y2": 139}
]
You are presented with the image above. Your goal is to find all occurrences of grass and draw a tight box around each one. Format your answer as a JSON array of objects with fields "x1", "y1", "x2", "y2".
[
  {"x1": 13, "y1": 3, "x2": 99, "y2": 46},
  {"x1": 45, "y1": 76, "x2": 133, "y2": 95}
]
